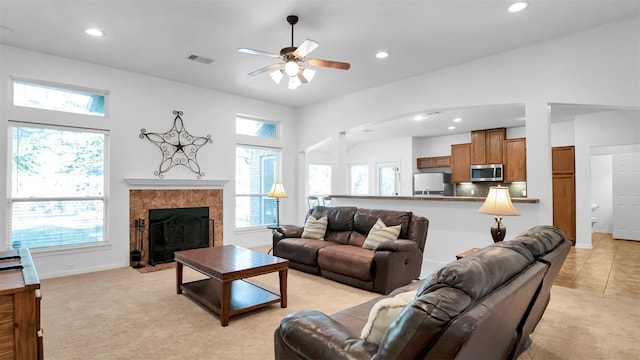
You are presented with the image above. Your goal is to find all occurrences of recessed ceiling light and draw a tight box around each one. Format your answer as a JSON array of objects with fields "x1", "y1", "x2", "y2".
[
  {"x1": 84, "y1": 28, "x2": 104, "y2": 37},
  {"x1": 509, "y1": 2, "x2": 528, "y2": 13},
  {"x1": 453, "y1": 118, "x2": 462, "y2": 122},
  {"x1": 414, "y1": 114, "x2": 426, "y2": 121},
  {"x1": 376, "y1": 51, "x2": 389, "y2": 59},
  {"x1": 448, "y1": 126, "x2": 456, "y2": 130}
]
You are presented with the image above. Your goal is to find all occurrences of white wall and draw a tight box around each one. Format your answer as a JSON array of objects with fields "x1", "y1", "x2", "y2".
[
  {"x1": 574, "y1": 110, "x2": 640, "y2": 247},
  {"x1": 347, "y1": 137, "x2": 413, "y2": 196},
  {"x1": 413, "y1": 133, "x2": 470, "y2": 159},
  {"x1": 0, "y1": 45, "x2": 296, "y2": 278},
  {"x1": 550, "y1": 121, "x2": 575, "y2": 147},
  {"x1": 296, "y1": 17, "x2": 640, "y2": 248}
]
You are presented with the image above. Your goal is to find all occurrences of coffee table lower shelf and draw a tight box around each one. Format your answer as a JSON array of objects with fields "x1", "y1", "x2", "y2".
[{"x1": 180, "y1": 278, "x2": 282, "y2": 321}]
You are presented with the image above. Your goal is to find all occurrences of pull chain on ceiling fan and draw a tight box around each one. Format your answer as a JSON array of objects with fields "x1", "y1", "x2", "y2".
[{"x1": 238, "y1": 15, "x2": 350, "y2": 89}]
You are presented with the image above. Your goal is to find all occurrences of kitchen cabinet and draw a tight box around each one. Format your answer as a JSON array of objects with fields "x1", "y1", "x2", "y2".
[
  {"x1": 417, "y1": 156, "x2": 451, "y2": 169},
  {"x1": 471, "y1": 128, "x2": 506, "y2": 165},
  {"x1": 552, "y1": 146, "x2": 575, "y2": 174},
  {"x1": 450, "y1": 143, "x2": 471, "y2": 183},
  {"x1": 503, "y1": 138, "x2": 526, "y2": 182},
  {"x1": 552, "y1": 146, "x2": 576, "y2": 242},
  {"x1": 553, "y1": 174, "x2": 576, "y2": 242}
]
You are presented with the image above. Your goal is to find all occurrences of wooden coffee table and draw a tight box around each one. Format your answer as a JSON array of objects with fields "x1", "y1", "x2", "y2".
[{"x1": 174, "y1": 245, "x2": 288, "y2": 326}]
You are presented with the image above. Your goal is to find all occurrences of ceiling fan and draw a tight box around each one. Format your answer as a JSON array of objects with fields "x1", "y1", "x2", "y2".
[{"x1": 238, "y1": 15, "x2": 351, "y2": 89}]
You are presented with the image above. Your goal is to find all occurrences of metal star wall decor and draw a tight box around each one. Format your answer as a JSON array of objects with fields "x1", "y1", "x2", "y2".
[{"x1": 140, "y1": 110, "x2": 213, "y2": 178}]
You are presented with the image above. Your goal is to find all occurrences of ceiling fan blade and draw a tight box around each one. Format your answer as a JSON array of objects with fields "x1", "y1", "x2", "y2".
[
  {"x1": 305, "y1": 58, "x2": 351, "y2": 70},
  {"x1": 237, "y1": 48, "x2": 280, "y2": 58},
  {"x1": 293, "y1": 39, "x2": 319, "y2": 58},
  {"x1": 248, "y1": 63, "x2": 282, "y2": 77}
]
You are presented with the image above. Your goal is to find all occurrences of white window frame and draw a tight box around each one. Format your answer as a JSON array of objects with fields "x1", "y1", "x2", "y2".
[
  {"x1": 236, "y1": 113, "x2": 280, "y2": 139},
  {"x1": 11, "y1": 76, "x2": 110, "y2": 117},
  {"x1": 7, "y1": 121, "x2": 110, "y2": 251},
  {"x1": 376, "y1": 161, "x2": 400, "y2": 196}
]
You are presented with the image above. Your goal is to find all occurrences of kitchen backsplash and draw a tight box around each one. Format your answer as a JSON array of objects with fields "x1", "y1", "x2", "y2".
[{"x1": 455, "y1": 182, "x2": 527, "y2": 198}]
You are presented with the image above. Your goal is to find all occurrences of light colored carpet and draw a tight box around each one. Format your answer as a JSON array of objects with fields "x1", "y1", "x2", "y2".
[{"x1": 40, "y1": 266, "x2": 639, "y2": 360}]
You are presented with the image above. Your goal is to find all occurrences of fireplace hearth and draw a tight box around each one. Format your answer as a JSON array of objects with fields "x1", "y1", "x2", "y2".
[{"x1": 148, "y1": 207, "x2": 211, "y2": 265}]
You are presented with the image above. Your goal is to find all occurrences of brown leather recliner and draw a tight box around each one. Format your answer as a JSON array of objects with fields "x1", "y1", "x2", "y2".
[
  {"x1": 274, "y1": 225, "x2": 571, "y2": 360},
  {"x1": 273, "y1": 206, "x2": 429, "y2": 295}
]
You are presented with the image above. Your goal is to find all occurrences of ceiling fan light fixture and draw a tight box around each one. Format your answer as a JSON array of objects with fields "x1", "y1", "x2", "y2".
[
  {"x1": 288, "y1": 76, "x2": 301, "y2": 89},
  {"x1": 302, "y1": 67, "x2": 316, "y2": 82},
  {"x1": 270, "y1": 69, "x2": 284, "y2": 84},
  {"x1": 284, "y1": 60, "x2": 299, "y2": 77}
]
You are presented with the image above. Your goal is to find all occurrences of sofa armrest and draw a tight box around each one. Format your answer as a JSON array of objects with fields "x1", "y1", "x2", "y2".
[
  {"x1": 376, "y1": 239, "x2": 418, "y2": 252},
  {"x1": 372, "y1": 241, "x2": 423, "y2": 294},
  {"x1": 275, "y1": 225, "x2": 304, "y2": 238},
  {"x1": 275, "y1": 310, "x2": 377, "y2": 360},
  {"x1": 272, "y1": 225, "x2": 304, "y2": 257}
]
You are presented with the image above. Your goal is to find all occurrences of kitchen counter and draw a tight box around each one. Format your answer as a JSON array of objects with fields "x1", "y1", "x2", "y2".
[
  {"x1": 327, "y1": 195, "x2": 542, "y2": 278},
  {"x1": 329, "y1": 195, "x2": 539, "y2": 204}
]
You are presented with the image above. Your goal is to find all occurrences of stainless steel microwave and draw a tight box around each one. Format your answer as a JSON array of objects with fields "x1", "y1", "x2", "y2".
[{"x1": 470, "y1": 164, "x2": 503, "y2": 182}]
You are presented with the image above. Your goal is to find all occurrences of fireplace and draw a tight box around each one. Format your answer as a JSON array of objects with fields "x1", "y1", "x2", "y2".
[
  {"x1": 148, "y1": 207, "x2": 211, "y2": 265},
  {"x1": 129, "y1": 189, "x2": 223, "y2": 268}
]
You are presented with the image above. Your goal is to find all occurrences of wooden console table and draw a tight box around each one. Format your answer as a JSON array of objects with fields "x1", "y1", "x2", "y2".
[
  {"x1": 0, "y1": 248, "x2": 43, "y2": 360},
  {"x1": 175, "y1": 245, "x2": 288, "y2": 326}
]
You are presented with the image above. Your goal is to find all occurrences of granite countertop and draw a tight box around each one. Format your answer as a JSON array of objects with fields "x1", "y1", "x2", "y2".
[{"x1": 329, "y1": 195, "x2": 539, "y2": 204}]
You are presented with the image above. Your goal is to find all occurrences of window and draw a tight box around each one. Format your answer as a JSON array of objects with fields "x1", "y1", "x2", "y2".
[
  {"x1": 236, "y1": 115, "x2": 277, "y2": 138},
  {"x1": 350, "y1": 164, "x2": 369, "y2": 195},
  {"x1": 308, "y1": 164, "x2": 331, "y2": 196},
  {"x1": 13, "y1": 79, "x2": 107, "y2": 117},
  {"x1": 8, "y1": 123, "x2": 107, "y2": 249},
  {"x1": 377, "y1": 162, "x2": 399, "y2": 196},
  {"x1": 235, "y1": 145, "x2": 280, "y2": 228}
]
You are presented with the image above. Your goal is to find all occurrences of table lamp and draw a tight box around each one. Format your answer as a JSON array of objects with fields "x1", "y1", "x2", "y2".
[
  {"x1": 268, "y1": 181, "x2": 288, "y2": 227},
  {"x1": 477, "y1": 185, "x2": 520, "y2": 242}
]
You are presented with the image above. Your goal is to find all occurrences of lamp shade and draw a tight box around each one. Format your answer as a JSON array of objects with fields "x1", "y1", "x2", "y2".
[
  {"x1": 267, "y1": 181, "x2": 288, "y2": 199},
  {"x1": 477, "y1": 186, "x2": 520, "y2": 216}
]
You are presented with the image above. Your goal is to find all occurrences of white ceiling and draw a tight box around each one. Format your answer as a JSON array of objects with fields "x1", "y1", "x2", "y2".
[{"x1": 1, "y1": 1, "x2": 638, "y2": 146}]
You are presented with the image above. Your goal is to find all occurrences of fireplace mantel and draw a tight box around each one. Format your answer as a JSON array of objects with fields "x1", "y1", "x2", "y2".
[{"x1": 125, "y1": 178, "x2": 229, "y2": 187}]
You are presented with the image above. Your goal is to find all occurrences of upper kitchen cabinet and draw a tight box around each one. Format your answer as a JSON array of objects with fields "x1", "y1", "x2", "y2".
[
  {"x1": 504, "y1": 138, "x2": 526, "y2": 182},
  {"x1": 471, "y1": 128, "x2": 506, "y2": 165},
  {"x1": 451, "y1": 143, "x2": 471, "y2": 183},
  {"x1": 552, "y1": 146, "x2": 575, "y2": 174},
  {"x1": 417, "y1": 156, "x2": 451, "y2": 169}
]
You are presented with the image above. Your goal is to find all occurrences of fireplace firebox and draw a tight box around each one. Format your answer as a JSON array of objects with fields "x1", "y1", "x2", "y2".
[{"x1": 148, "y1": 207, "x2": 211, "y2": 265}]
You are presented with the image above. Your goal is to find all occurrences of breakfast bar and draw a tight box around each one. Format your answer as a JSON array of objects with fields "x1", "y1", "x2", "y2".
[{"x1": 329, "y1": 195, "x2": 541, "y2": 277}]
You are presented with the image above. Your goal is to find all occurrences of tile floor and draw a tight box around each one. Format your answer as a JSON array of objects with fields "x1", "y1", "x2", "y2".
[{"x1": 555, "y1": 232, "x2": 640, "y2": 300}]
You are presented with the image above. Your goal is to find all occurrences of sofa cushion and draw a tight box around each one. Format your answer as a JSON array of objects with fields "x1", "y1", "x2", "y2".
[
  {"x1": 276, "y1": 238, "x2": 337, "y2": 266},
  {"x1": 318, "y1": 245, "x2": 375, "y2": 281},
  {"x1": 302, "y1": 215, "x2": 328, "y2": 240},
  {"x1": 308, "y1": 206, "x2": 357, "y2": 232},
  {"x1": 418, "y1": 242, "x2": 534, "y2": 301},
  {"x1": 362, "y1": 218, "x2": 401, "y2": 250},
  {"x1": 353, "y1": 208, "x2": 412, "y2": 240},
  {"x1": 361, "y1": 290, "x2": 417, "y2": 344},
  {"x1": 511, "y1": 225, "x2": 566, "y2": 257}
]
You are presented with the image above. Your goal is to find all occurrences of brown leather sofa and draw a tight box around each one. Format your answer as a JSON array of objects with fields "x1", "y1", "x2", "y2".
[
  {"x1": 274, "y1": 225, "x2": 571, "y2": 360},
  {"x1": 272, "y1": 206, "x2": 429, "y2": 295}
]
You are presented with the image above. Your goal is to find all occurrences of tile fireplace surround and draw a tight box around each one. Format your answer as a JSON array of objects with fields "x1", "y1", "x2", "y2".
[{"x1": 129, "y1": 189, "x2": 223, "y2": 267}]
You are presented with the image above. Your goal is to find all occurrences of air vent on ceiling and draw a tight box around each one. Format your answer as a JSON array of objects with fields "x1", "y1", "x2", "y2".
[{"x1": 187, "y1": 54, "x2": 214, "y2": 64}]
